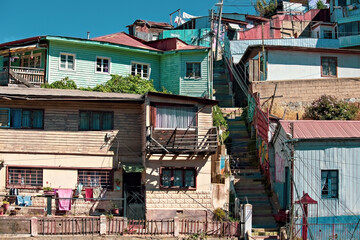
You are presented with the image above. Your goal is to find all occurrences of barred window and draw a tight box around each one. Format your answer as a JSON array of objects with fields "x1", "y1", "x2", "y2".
[
  {"x1": 7, "y1": 167, "x2": 43, "y2": 188},
  {"x1": 78, "y1": 170, "x2": 112, "y2": 189}
]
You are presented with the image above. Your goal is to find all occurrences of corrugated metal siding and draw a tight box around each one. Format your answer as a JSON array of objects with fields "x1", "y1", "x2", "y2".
[
  {"x1": 159, "y1": 54, "x2": 180, "y2": 94},
  {"x1": 180, "y1": 52, "x2": 209, "y2": 97},
  {"x1": 48, "y1": 40, "x2": 161, "y2": 88},
  {"x1": 294, "y1": 141, "x2": 360, "y2": 219}
]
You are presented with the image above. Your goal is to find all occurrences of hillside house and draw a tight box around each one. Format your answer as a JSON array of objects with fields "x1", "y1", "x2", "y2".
[
  {"x1": 271, "y1": 120, "x2": 360, "y2": 239},
  {"x1": 0, "y1": 33, "x2": 211, "y2": 98},
  {"x1": 127, "y1": 19, "x2": 173, "y2": 41},
  {"x1": 0, "y1": 88, "x2": 227, "y2": 219}
]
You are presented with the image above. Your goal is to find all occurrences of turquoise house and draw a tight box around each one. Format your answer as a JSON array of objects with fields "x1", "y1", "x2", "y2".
[{"x1": 0, "y1": 33, "x2": 211, "y2": 98}]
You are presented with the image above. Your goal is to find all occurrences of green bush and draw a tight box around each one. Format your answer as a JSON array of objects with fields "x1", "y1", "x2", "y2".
[
  {"x1": 213, "y1": 208, "x2": 227, "y2": 221},
  {"x1": 41, "y1": 77, "x2": 77, "y2": 89},
  {"x1": 303, "y1": 95, "x2": 358, "y2": 120},
  {"x1": 212, "y1": 106, "x2": 229, "y2": 143}
]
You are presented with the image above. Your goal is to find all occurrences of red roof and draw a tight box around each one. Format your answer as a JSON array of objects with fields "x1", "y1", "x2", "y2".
[
  {"x1": 92, "y1": 32, "x2": 160, "y2": 51},
  {"x1": 146, "y1": 38, "x2": 208, "y2": 51},
  {"x1": 280, "y1": 120, "x2": 360, "y2": 139}
]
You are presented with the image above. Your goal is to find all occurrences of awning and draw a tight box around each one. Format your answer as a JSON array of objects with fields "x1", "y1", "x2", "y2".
[
  {"x1": 0, "y1": 44, "x2": 38, "y2": 56},
  {"x1": 122, "y1": 163, "x2": 144, "y2": 173},
  {"x1": 228, "y1": 23, "x2": 241, "y2": 30}
]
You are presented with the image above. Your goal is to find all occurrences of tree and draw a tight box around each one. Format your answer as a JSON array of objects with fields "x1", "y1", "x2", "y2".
[
  {"x1": 316, "y1": 0, "x2": 328, "y2": 9},
  {"x1": 255, "y1": 0, "x2": 278, "y2": 18},
  {"x1": 303, "y1": 95, "x2": 359, "y2": 120}
]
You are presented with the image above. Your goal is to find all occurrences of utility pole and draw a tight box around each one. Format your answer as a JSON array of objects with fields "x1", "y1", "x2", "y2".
[
  {"x1": 289, "y1": 122, "x2": 295, "y2": 240},
  {"x1": 214, "y1": 0, "x2": 223, "y2": 61},
  {"x1": 210, "y1": 9, "x2": 214, "y2": 99}
]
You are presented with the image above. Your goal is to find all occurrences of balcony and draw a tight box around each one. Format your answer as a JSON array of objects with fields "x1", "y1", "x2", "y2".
[
  {"x1": 0, "y1": 67, "x2": 45, "y2": 87},
  {"x1": 146, "y1": 126, "x2": 218, "y2": 154}
]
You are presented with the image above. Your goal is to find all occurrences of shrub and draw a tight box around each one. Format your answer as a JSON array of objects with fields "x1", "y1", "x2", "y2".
[
  {"x1": 303, "y1": 95, "x2": 359, "y2": 120},
  {"x1": 42, "y1": 77, "x2": 77, "y2": 89},
  {"x1": 213, "y1": 208, "x2": 227, "y2": 221},
  {"x1": 212, "y1": 106, "x2": 229, "y2": 143}
]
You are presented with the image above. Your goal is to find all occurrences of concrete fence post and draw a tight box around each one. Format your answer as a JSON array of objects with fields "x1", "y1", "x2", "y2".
[
  {"x1": 100, "y1": 215, "x2": 107, "y2": 235},
  {"x1": 173, "y1": 217, "x2": 179, "y2": 237},
  {"x1": 30, "y1": 217, "x2": 38, "y2": 237},
  {"x1": 243, "y1": 204, "x2": 252, "y2": 238},
  {"x1": 123, "y1": 217, "x2": 128, "y2": 231}
]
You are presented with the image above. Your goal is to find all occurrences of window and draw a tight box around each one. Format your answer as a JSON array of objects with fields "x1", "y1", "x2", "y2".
[
  {"x1": 321, "y1": 57, "x2": 337, "y2": 77},
  {"x1": 321, "y1": 170, "x2": 338, "y2": 199},
  {"x1": 21, "y1": 53, "x2": 41, "y2": 68},
  {"x1": 78, "y1": 170, "x2": 112, "y2": 189},
  {"x1": 7, "y1": 167, "x2": 43, "y2": 188},
  {"x1": 186, "y1": 62, "x2": 201, "y2": 78},
  {"x1": 323, "y1": 30, "x2": 333, "y2": 39},
  {"x1": 79, "y1": 111, "x2": 113, "y2": 130},
  {"x1": 0, "y1": 108, "x2": 44, "y2": 129},
  {"x1": 96, "y1": 57, "x2": 110, "y2": 73},
  {"x1": 131, "y1": 62, "x2": 150, "y2": 79},
  {"x1": 60, "y1": 53, "x2": 75, "y2": 70},
  {"x1": 160, "y1": 168, "x2": 196, "y2": 189},
  {"x1": 155, "y1": 105, "x2": 197, "y2": 129}
]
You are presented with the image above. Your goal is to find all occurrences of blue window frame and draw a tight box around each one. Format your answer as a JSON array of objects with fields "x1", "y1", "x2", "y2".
[
  {"x1": 0, "y1": 108, "x2": 43, "y2": 129},
  {"x1": 79, "y1": 111, "x2": 113, "y2": 131},
  {"x1": 321, "y1": 170, "x2": 338, "y2": 199}
]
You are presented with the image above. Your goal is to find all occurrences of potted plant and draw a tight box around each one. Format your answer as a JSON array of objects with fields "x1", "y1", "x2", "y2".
[
  {"x1": 112, "y1": 204, "x2": 119, "y2": 215},
  {"x1": 43, "y1": 186, "x2": 54, "y2": 195},
  {"x1": 0, "y1": 207, "x2": 4, "y2": 215},
  {"x1": 2, "y1": 201, "x2": 9, "y2": 211}
]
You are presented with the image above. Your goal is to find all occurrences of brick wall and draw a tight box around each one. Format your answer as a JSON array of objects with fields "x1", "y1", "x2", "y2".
[{"x1": 251, "y1": 77, "x2": 360, "y2": 107}]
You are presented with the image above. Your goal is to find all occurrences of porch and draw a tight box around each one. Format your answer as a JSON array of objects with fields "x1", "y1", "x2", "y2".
[
  {"x1": 0, "y1": 66, "x2": 45, "y2": 86},
  {"x1": 146, "y1": 126, "x2": 218, "y2": 154}
]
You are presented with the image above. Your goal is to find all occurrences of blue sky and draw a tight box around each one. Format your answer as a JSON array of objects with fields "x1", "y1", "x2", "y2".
[{"x1": 0, "y1": 0, "x2": 257, "y2": 44}]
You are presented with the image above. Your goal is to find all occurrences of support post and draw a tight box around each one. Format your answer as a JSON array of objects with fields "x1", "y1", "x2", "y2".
[
  {"x1": 46, "y1": 195, "x2": 52, "y2": 216},
  {"x1": 30, "y1": 217, "x2": 38, "y2": 237},
  {"x1": 100, "y1": 215, "x2": 106, "y2": 235},
  {"x1": 173, "y1": 217, "x2": 179, "y2": 237},
  {"x1": 214, "y1": 0, "x2": 224, "y2": 61}
]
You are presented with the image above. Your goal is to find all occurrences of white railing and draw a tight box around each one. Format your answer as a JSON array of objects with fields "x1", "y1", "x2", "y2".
[{"x1": 10, "y1": 66, "x2": 45, "y2": 84}]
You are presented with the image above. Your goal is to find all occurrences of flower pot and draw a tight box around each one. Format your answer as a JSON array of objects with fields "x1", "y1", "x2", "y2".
[
  {"x1": 113, "y1": 208, "x2": 119, "y2": 215},
  {"x1": 0, "y1": 210, "x2": 3, "y2": 215},
  {"x1": 3, "y1": 204, "x2": 9, "y2": 211}
]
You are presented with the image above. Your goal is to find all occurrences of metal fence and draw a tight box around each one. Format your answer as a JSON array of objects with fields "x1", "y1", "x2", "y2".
[
  {"x1": 294, "y1": 223, "x2": 360, "y2": 240},
  {"x1": 179, "y1": 219, "x2": 240, "y2": 237},
  {"x1": 39, "y1": 217, "x2": 100, "y2": 235}
]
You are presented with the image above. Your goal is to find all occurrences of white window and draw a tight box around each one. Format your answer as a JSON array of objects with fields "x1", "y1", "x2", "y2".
[
  {"x1": 59, "y1": 53, "x2": 75, "y2": 70},
  {"x1": 96, "y1": 57, "x2": 110, "y2": 73},
  {"x1": 131, "y1": 62, "x2": 150, "y2": 79}
]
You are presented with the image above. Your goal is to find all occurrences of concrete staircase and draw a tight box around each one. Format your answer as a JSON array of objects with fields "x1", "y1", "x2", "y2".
[
  {"x1": 213, "y1": 60, "x2": 234, "y2": 107},
  {"x1": 225, "y1": 114, "x2": 279, "y2": 238}
]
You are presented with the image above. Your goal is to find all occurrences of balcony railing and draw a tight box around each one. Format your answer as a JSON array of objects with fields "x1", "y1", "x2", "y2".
[
  {"x1": 146, "y1": 126, "x2": 218, "y2": 154},
  {"x1": 0, "y1": 67, "x2": 45, "y2": 86}
]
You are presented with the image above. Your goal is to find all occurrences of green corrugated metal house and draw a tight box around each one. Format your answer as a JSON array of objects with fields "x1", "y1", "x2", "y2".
[{"x1": 0, "y1": 33, "x2": 211, "y2": 98}]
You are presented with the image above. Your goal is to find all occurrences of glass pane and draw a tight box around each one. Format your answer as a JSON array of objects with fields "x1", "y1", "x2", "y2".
[
  {"x1": 184, "y1": 170, "x2": 195, "y2": 187},
  {"x1": 131, "y1": 64, "x2": 136, "y2": 75},
  {"x1": 92, "y1": 112, "x2": 101, "y2": 130},
  {"x1": 68, "y1": 55, "x2": 74, "y2": 69},
  {"x1": 173, "y1": 170, "x2": 183, "y2": 187},
  {"x1": 162, "y1": 170, "x2": 171, "y2": 187},
  {"x1": 79, "y1": 112, "x2": 90, "y2": 130},
  {"x1": 194, "y1": 63, "x2": 201, "y2": 77},
  {"x1": 186, "y1": 63, "x2": 193, "y2": 77},
  {"x1": 102, "y1": 112, "x2": 112, "y2": 130},
  {"x1": 137, "y1": 65, "x2": 142, "y2": 76},
  {"x1": 0, "y1": 109, "x2": 9, "y2": 127},
  {"x1": 32, "y1": 110, "x2": 43, "y2": 128},
  {"x1": 322, "y1": 61, "x2": 329, "y2": 75},
  {"x1": 21, "y1": 110, "x2": 32, "y2": 128},
  {"x1": 103, "y1": 59, "x2": 109, "y2": 73},
  {"x1": 329, "y1": 60, "x2": 337, "y2": 76},
  {"x1": 143, "y1": 65, "x2": 148, "y2": 78},
  {"x1": 96, "y1": 59, "x2": 102, "y2": 72}
]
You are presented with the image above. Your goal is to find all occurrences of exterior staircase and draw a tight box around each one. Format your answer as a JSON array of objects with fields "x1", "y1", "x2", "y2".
[
  {"x1": 224, "y1": 112, "x2": 279, "y2": 238},
  {"x1": 213, "y1": 60, "x2": 233, "y2": 107}
]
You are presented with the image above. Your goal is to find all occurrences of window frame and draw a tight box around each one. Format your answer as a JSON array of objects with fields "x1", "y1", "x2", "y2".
[
  {"x1": 0, "y1": 108, "x2": 44, "y2": 129},
  {"x1": 159, "y1": 167, "x2": 197, "y2": 190},
  {"x1": 78, "y1": 110, "x2": 114, "y2": 131},
  {"x1": 78, "y1": 169, "x2": 113, "y2": 190},
  {"x1": 130, "y1": 61, "x2": 151, "y2": 79},
  {"x1": 151, "y1": 103, "x2": 198, "y2": 130},
  {"x1": 323, "y1": 30, "x2": 333, "y2": 39},
  {"x1": 321, "y1": 170, "x2": 339, "y2": 199},
  {"x1": 20, "y1": 52, "x2": 42, "y2": 69},
  {"x1": 185, "y1": 62, "x2": 201, "y2": 79},
  {"x1": 0, "y1": 108, "x2": 10, "y2": 128},
  {"x1": 59, "y1": 52, "x2": 76, "y2": 71},
  {"x1": 95, "y1": 56, "x2": 111, "y2": 74},
  {"x1": 7, "y1": 167, "x2": 43, "y2": 189},
  {"x1": 321, "y1": 57, "x2": 337, "y2": 77}
]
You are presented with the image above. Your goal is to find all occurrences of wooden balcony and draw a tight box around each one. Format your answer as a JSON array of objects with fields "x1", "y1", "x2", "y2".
[
  {"x1": 146, "y1": 126, "x2": 218, "y2": 154},
  {"x1": 0, "y1": 67, "x2": 45, "y2": 86}
]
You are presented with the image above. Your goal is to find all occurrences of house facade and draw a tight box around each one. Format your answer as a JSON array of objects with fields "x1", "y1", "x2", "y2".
[
  {"x1": 270, "y1": 120, "x2": 360, "y2": 238},
  {"x1": 0, "y1": 88, "x2": 227, "y2": 219},
  {"x1": 0, "y1": 33, "x2": 211, "y2": 98}
]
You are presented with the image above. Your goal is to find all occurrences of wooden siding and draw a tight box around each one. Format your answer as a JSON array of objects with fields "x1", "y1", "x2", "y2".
[
  {"x1": 0, "y1": 100, "x2": 143, "y2": 160},
  {"x1": 48, "y1": 40, "x2": 161, "y2": 88},
  {"x1": 294, "y1": 141, "x2": 360, "y2": 218},
  {"x1": 159, "y1": 54, "x2": 180, "y2": 94},
  {"x1": 180, "y1": 52, "x2": 210, "y2": 98}
]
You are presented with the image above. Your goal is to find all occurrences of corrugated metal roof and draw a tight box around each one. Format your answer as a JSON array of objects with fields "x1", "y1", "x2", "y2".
[
  {"x1": 0, "y1": 87, "x2": 143, "y2": 101},
  {"x1": 92, "y1": 32, "x2": 160, "y2": 51},
  {"x1": 280, "y1": 120, "x2": 360, "y2": 139}
]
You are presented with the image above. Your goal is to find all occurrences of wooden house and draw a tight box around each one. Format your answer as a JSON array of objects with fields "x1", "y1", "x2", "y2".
[
  {"x1": 0, "y1": 88, "x2": 226, "y2": 219},
  {"x1": 0, "y1": 33, "x2": 211, "y2": 98}
]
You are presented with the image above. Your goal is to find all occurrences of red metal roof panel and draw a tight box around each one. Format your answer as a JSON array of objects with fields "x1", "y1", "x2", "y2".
[{"x1": 280, "y1": 120, "x2": 360, "y2": 139}]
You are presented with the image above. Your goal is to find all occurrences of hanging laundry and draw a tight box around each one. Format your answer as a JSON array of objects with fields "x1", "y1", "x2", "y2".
[
  {"x1": 93, "y1": 187, "x2": 101, "y2": 199},
  {"x1": 57, "y1": 189, "x2": 72, "y2": 211},
  {"x1": 174, "y1": 16, "x2": 185, "y2": 25},
  {"x1": 16, "y1": 195, "x2": 25, "y2": 206},
  {"x1": 76, "y1": 183, "x2": 83, "y2": 196},
  {"x1": 85, "y1": 188, "x2": 93, "y2": 201},
  {"x1": 23, "y1": 196, "x2": 32, "y2": 206},
  {"x1": 182, "y1": 12, "x2": 199, "y2": 19}
]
